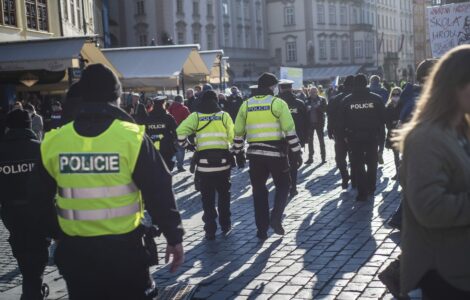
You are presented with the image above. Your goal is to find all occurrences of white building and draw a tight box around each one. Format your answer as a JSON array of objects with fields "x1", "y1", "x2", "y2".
[{"x1": 60, "y1": 0, "x2": 104, "y2": 44}]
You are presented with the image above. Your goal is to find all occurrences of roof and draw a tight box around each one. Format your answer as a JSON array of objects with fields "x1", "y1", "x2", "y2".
[
  {"x1": 102, "y1": 45, "x2": 209, "y2": 88},
  {"x1": 199, "y1": 50, "x2": 229, "y2": 85},
  {"x1": 303, "y1": 65, "x2": 362, "y2": 81}
]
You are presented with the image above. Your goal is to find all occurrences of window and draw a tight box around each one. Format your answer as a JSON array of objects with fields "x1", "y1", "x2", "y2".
[
  {"x1": 192, "y1": 1, "x2": 199, "y2": 17},
  {"x1": 330, "y1": 39, "x2": 338, "y2": 59},
  {"x1": 317, "y1": 3, "x2": 325, "y2": 24},
  {"x1": 354, "y1": 40, "x2": 363, "y2": 58},
  {"x1": 256, "y1": 2, "x2": 261, "y2": 21},
  {"x1": 177, "y1": 31, "x2": 185, "y2": 44},
  {"x1": 193, "y1": 30, "x2": 200, "y2": 44},
  {"x1": 207, "y1": 32, "x2": 214, "y2": 49},
  {"x1": 224, "y1": 26, "x2": 230, "y2": 46},
  {"x1": 340, "y1": 6, "x2": 347, "y2": 25},
  {"x1": 275, "y1": 48, "x2": 282, "y2": 63},
  {"x1": 25, "y1": 0, "x2": 48, "y2": 31},
  {"x1": 286, "y1": 41, "x2": 297, "y2": 62},
  {"x1": 139, "y1": 34, "x2": 147, "y2": 46},
  {"x1": 222, "y1": 2, "x2": 228, "y2": 15},
  {"x1": 244, "y1": 0, "x2": 249, "y2": 19},
  {"x1": 176, "y1": 0, "x2": 183, "y2": 14},
  {"x1": 341, "y1": 39, "x2": 349, "y2": 60},
  {"x1": 237, "y1": 27, "x2": 243, "y2": 45},
  {"x1": 319, "y1": 39, "x2": 327, "y2": 60},
  {"x1": 207, "y1": 2, "x2": 213, "y2": 17},
  {"x1": 245, "y1": 27, "x2": 251, "y2": 48},
  {"x1": 70, "y1": 0, "x2": 75, "y2": 25},
  {"x1": 77, "y1": 0, "x2": 81, "y2": 29},
  {"x1": 284, "y1": 6, "x2": 294, "y2": 26},
  {"x1": 1, "y1": 0, "x2": 17, "y2": 26},
  {"x1": 61, "y1": 0, "x2": 67, "y2": 20},
  {"x1": 365, "y1": 39, "x2": 373, "y2": 58},
  {"x1": 136, "y1": 1, "x2": 145, "y2": 16},
  {"x1": 257, "y1": 28, "x2": 262, "y2": 48},
  {"x1": 328, "y1": 4, "x2": 336, "y2": 25}
]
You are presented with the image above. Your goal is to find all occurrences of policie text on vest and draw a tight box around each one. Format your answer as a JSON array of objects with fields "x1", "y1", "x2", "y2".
[
  {"x1": 0, "y1": 162, "x2": 35, "y2": 175},
  {"x1": 59, "y1": 153, "x2": 120, "y2": 174},
  {"x1": 350, "y1": 103, "x2": 374, "y2": 110}
]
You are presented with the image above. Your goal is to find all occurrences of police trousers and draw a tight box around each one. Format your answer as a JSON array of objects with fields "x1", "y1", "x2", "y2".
[
  {"x1": 349, "y1": 141, "x2": 379, "y2": 197},
  {"x1": 334, "y1": 138, "x2": 350, "y2": 183},
  {"x1": 55, "y1": 231, "x2": 156, "y2": 300},
  {"x1": 198, "y1": 170, "x2": 231, "y2": 234},
  {"x1": 0, "y1": 207, "x2": 49, "y2": 300},
  {"x1": 248, "y1": 155, "x2": 291, "y2": 233}
]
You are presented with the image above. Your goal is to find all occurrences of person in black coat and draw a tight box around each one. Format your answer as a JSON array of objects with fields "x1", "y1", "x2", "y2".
[
  {"x1": 226, "y1": 86, "x2": 243, "y2": 121},
  {"x1": 305, "y1": 86, "x2": 327, "y2": 164},
  {"x1": 145, "y1": 96, "x2": 178, "y2": 171},
  {"x1": 338, "y1": 74, "x2": 385, "y2": 201},
  {"x1": 0, "y1": 109, "x2": 50, "y2": 299},
  {"x1": 277, "y1": 80, "x2": 309, "y2": 197}
]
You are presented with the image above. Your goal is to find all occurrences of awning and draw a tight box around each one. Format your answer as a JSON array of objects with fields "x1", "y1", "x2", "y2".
[
  {"x1": 303, "y1": 65, "x2": 362, "y2": 81},
  {"x1": 102, "y1": 45, "x2": 210, "y2": 89},
  {"x1": 199, "y1": 50, "x2": 229, "y2": 85},
  {"x1": 0, "y1": 36, "x2": 121, "y2": 91}
]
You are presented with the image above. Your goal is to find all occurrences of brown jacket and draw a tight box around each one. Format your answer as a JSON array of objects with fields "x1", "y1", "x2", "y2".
[{"x1": 400, "y1": 122, "x2": 470, "y2": 293}]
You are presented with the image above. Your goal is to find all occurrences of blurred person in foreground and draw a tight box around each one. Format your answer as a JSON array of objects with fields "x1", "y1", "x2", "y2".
[
  {"x1": 395, "y1": 45, "x2": 470, "y2": 300},
  {"x1": 384, "y1": 87, "x2": 402, "y2": 180}
]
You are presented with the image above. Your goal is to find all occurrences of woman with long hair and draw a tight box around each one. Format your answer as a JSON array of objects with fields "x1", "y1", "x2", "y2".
[
  {"x1": 385, "y1": 87, "x2": 402, "y2": 180},
  {"x1": 396, "y1": 45, "x2": 470, "y2": 299}
]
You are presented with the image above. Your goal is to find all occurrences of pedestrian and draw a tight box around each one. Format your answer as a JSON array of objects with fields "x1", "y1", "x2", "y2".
[
  {"x1": 218, "y1": 93, "x2": 229, "y2": 112},
  {"x1": 177, "y1": 90, "x2": 234, "y2": 240},
  {"x1": 305, "y1": 86, "x2": 327, "y2": 164},
  {"x1": 30, "y1": 64, "x2": 184, "y2": 300},
  {"x1": 233, "y1": 72, "x2": 302, "y2": 239},
  {"x1": 168, "y1": 95, "x2": 191, "y2": 172},
  {"x1": 45, "y1": 100, "x2": 63, "y2": 131},
  {"x1": 226, "y1": 86, "x2": 243, "y2": 121},
  {"x1": 145, "y1": 96, "x2": 178, "y2": 171},
  {"x1": 396, "y1": 45, "x2": 470, "y2": 300},
  {"x1": 185, "y1": 88, "x2": 197, "y2": 112},
  {"x1": 277, "y1": 79, "x2": 309, "y2": 198},
  {"x1": 385, "y1": 87, "x2": 402, "y2": 180},
  {"x1": 24, "y1": 103, "x2": 44, "y2": 141},
  {"x1": 130, "y1": 92, "x2": 148, "y2": 125},
  {"x1": 369, "y1": 75, "x2": 389, "y2": 165},
  {"x1": 0, "y1": 109, "x2": 50, "y2": 300},
  {"x1": 338, "y1": 74, "x2": 385, "y2": 201},
  {"x1": 12, "y1": 101, "x2": 23, "y2": 110},
  {"x1": 327, "y1": 75, "x2": 355, "y2": 189}
]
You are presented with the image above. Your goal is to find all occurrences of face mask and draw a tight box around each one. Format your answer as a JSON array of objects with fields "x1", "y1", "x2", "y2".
[{"x1": 392, "y1": 96, "x2": 400, "y2": 102}]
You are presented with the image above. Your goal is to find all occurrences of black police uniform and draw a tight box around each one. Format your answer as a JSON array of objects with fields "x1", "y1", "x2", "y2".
[
  {"x1": 338, "y1": 87, "x2": 385, "y2": 200},
  {"x1": 278, "y1": 90, "x2": 309, "y2": 196},
  {"x1": 29, "y1": 101, "x2": 184, "y2": 300},
  {"x1": 327, "y1": 87, "x2": 355, "y2": 189},
  {"x1": 0, "y1": 124, "x2": 49, "y2": 300},
  {"x1": 145, "y1": 102, "x2": 178, "y2": 171}
]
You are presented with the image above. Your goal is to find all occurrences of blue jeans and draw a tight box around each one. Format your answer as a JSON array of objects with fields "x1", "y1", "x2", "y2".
[{"x1": 175, "y1": 144, "x2": 185, "y2": 169}]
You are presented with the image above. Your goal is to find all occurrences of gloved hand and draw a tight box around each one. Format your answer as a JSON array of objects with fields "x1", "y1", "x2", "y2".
[
  {"x1": 186, "y1": 143, "x2": 196, "y2": 152},
  {"x1": 235, "y1": 151, "x2": 246, "y2": 169},
  {"x1": 293, "y1": 151, "x2": 303, "y2": 169}
]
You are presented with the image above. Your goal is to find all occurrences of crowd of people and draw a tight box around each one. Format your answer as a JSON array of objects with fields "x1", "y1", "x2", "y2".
[{"x1": 1, "y1": 45, "x2": 470, "y2": 300}]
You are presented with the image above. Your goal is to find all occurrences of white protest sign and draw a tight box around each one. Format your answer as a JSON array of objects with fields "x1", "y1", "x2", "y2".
[
  {"x1": 280, "y1": 67, "x2": 303, "y2": 90},
  {"x1": 428, "y1": 2, "x2": 470, "y2": 58}
]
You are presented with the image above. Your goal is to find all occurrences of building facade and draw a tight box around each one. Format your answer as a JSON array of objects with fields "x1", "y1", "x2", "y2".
[
  {"x1": 107, "y1": 0, "x2": 271, "y2": 85},
  {"x1": 0, "y1": 0, "x2": 61, "y2": 41},
  {"x1": 59, "y1": 0, "x2": 104, "y2": 44},
  {"x1": 266, "y1": 0, "x2": 415, "y2": 82}
]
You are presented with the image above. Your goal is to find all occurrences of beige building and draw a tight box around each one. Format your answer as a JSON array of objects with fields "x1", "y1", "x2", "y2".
[
  {"x1": 0, "y1": 0, "x2": 62, "y2": 41},
  {"x1": 60, "y1": 0, "x2": 105, "y2": 45}
]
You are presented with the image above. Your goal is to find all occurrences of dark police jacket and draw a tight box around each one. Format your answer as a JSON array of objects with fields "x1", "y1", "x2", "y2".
[
  {"x1": 29, "y1": 103, "x2": 184, "y2": 245},
  {"x1": 145, "y1": 107, "x2": 178, "y2": 157},
  {"x1": 0, "y1": 129, "x2": 40, "y2": 207},
  {"x1": 327, "y1": 88, "x2": 352, "y2": 138},
  {"x1": 338, "y1": 87, "x2": 385, "y2": 143},
  {"x1": 278, "y1": 91, "x2": 309, "y2": 146}
]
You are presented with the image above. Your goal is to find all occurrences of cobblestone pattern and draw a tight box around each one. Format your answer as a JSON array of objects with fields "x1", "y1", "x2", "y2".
[{"x1": 0, "y1": 139, "x2": 419, "y2": 299}]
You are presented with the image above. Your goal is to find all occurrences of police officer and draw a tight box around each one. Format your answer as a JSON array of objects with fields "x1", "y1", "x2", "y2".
[
  {"x1": 338, "y1": 74, "x2": 385, "y2": 201},
  {"x1": 277, "y1": 79, "x2": 309, "y2": 198},
  {"x1": 177, "y1": 91, "x2": 234, "y2": 240},
  {"x1": 233, "y1": 73, "x2": 302, "y2": 239},
  {"x1": 145, "y1": 96, "x2": 178, "y2": 171},
  {"x1": 29, "y1": 64, "x2": 185, "y2": 300},
  {"x1": 327, "y1": 75, "x2": 355, "y2": 189},
  {"x1": 0, "y1": 109, "x2": 50, "y2": 300}
]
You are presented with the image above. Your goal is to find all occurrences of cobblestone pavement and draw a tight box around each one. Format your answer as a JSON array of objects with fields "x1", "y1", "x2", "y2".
[{"x1": 0, "y1": 138, "x2": 421, "y2": 299}]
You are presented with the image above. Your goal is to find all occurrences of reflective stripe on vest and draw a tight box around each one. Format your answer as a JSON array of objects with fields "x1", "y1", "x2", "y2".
[
  {"x1": 245, "y1": 96, "x2": 283, "y2": 143},
  {"x1": 58, "y1": 201, "x2": 140, "y2": 221},
  {"x1": 195, "y1": 112, "x2": 230, "y2": 151},
  {"x1": 59, "y1": 182, "x2": 137, "y2": 199},
  {"x1": 41, "y1": 120, "x2": 145, "y2": 237}
]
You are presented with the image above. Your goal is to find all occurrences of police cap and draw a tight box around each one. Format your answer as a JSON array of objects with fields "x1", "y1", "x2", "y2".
[
  {"x1": 258, "y1": 72, "x2": 279, "y2": 88},
  {"x1": 278, "y1": 79, "x2": 294, "y2": 88}
]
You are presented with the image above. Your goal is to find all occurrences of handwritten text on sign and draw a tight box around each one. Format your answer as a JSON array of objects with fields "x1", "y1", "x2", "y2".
[{"x1": 428, "y1": 2, "x2": 470, "y2": 57}]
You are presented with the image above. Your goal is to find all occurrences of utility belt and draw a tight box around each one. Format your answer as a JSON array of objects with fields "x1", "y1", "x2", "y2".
[
  {"x1": 190, "y1": 149, "x2": 234, "y2": 174},
  {"x1": 247, "y1": 140, "x2": 288, "y2": 158}
]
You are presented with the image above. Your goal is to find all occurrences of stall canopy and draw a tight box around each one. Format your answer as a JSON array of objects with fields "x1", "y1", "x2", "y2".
[
  {"x1": 303, "y1": 65, "x2": 362, "y2": 81},
  {"x1": 102, "y1": 44, "x2": 209, "y2": 89},
  {"x1": 199, "y1": 50, "x2": 229, "y2": 85},
  {"x1": 0, "y1": 36, "x2": 120, "y2": 91}
]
